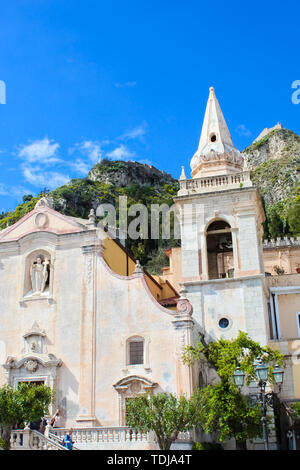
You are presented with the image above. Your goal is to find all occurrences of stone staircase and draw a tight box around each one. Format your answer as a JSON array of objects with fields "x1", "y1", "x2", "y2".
[{"x1": 10, "y1": 428, "x2": 67, "y2": 450}]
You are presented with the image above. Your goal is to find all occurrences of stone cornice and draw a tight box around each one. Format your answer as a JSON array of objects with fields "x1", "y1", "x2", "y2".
[
  {"x1": 0, "y1": 229, "x2": 99, "y2": 256},
  {"x1": 182, "y1": 273, "x2": 265, "y2": 286},
  {"x1": 3, "y1": 353, "x2": 62, "y2": 370},
  {"x1": 174, "y1": 185, "x2": 257, "y2": 203}
]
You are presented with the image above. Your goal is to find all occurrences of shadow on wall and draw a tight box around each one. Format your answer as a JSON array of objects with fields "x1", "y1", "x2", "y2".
[{"x1": 55, "y1": 363, "x2": 79, "y2": 428}]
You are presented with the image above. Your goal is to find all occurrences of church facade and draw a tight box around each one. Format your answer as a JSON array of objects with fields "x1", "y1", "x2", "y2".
[
  {"x1": 0, "y1": 198, "x2": 194, "y2": 434},
  {"x1": 1, "y1": 87, "x2": 300, "y2": 450}
]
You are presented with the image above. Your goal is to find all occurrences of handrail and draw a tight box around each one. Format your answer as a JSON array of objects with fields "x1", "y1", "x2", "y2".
[
  {"x1": 10, "y1": 428, "x2": 67, "y2": 450},
  {"x1": 49, "y1": 432, "x2": 80, "y2": 450},
  {"x1": 31, "y1": 430, "x2": 67, "y2": 450}
]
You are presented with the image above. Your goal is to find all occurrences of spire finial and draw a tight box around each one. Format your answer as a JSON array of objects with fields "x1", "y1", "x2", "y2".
[
  {"x1": 180, "y1": 166, "x2": 186, "y2": 180},
  {"x1": 87, "y1": 208, "x2": 96, "y2": 227},
  {"x1": 134, "y1": 259, "x2": 144, "y2": 275}
]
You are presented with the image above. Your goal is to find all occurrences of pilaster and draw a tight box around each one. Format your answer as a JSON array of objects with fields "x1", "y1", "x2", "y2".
[
  {"x1": 77, "y1": 244, "x2": 102, "y2": 425},
  {"x1": 172, "y1": 289, "x2": 194, "y2": 397}
]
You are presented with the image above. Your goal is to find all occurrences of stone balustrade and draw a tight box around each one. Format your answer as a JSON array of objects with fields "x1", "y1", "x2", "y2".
[
  {"x1": 178, "y1": 171, "x2": 252, "y2": 196},
  {"x1": 10, "y1": 428, "x2": 66, "y2": 450},
  {"x1": 51, "y1": 427, "x2": 194, "y2": 450},
  {"x1": 52, "y1": 426, "x2": 149, "y2": 445},
  {"x1": 10, "y1": 426, "x2": 194, "y2": 450},
  {"x1": 263, "y1": 236, "x2": 300, "y2": 248}
]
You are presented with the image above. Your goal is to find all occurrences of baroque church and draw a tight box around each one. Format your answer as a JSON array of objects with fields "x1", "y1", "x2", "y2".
[{"x1": 1, "y1": 87, "x2": 300, "y2": 450}]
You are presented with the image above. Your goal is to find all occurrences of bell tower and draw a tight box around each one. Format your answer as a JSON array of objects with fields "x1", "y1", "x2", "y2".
[{"x1": 175, "y1": 87, "x2": 269, "y2": 345}]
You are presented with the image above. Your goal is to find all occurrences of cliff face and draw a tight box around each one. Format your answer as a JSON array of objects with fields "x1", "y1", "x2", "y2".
[
  {"x1": 88, "y1": 159, "x2": 176, "y2": 188},
  {"x1": 243, "y1": 127, "x2": 300, "y2": 237}
]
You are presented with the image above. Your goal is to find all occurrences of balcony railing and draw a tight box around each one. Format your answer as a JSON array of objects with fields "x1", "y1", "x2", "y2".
[{"x1": 178, "y1": 171, "x2": 252, "y2": 196}]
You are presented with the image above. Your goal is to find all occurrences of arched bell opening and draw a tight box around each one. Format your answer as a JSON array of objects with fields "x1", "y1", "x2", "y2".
[{"x1": 206, "y1": 220, "x2": 234, "y2": 280}]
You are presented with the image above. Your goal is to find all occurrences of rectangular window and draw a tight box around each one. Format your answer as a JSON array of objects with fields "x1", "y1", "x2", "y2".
[{"x1": 129, "y1": 341, "x2": 144, "y2": 365}]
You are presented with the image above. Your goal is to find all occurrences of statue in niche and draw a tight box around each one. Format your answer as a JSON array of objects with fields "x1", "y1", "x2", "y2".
[{"x1": 30, "y1": 257, "x2": 50, "y2": 295}]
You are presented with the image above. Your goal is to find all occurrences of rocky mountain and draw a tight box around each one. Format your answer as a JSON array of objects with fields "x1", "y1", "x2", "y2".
[
  {"x1": 243, "y1": 127, "x2": 300, "y2": 238},
  {"x1": 88, "y1": 159, "x2": 176, "y2": 188},
  {"x1": 0, "y1": 159, "x2": 179, "y2": 268}
]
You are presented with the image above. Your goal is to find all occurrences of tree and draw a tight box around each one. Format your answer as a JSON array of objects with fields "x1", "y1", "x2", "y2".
[
  {"x1": 287, "y1": 195, "x2": 300, "y2": 235},
  {"x1": 0, "y1": 383, "x2": 53, "y2": 450},
  {"x1": 126, "y1": 391, "x2": 202, "y2": 450},
  {"x1": 22, "y1": 194, "x2": 33, "y2": 203},
  {"x1": 183, "y1": 331, "x2": 285, "y2": 448}
]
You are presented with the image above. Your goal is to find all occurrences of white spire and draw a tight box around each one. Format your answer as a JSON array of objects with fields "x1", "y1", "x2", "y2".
[
  {"x1": 198, "y1": 87, "x2": 235, "y2": 155},
  {"x1": 190, "y1": 87, "x2": 243, "y2": 178}
]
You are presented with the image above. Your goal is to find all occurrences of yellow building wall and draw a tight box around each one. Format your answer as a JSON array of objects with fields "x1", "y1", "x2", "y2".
[
  {"x1": 278, "y1": 293, "x2": 300, "y2": 339},
  {"x1": 161, "y1": 247, "x2": 182, "y2": 293},
  {"x1": 103, "y1": 238, "x2": 136, "y2": 276},
  {"x1": 293, "y1": 362, "x2": 300, "y2": 398},
  {"x1": 103, "y1": 237, "x2": 177, "y2": 304}
]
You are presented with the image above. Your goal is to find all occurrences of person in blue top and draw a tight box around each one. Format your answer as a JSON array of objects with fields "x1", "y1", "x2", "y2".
[{"x1": 62, "y1": 429, "x2": 74, "y2": 450}]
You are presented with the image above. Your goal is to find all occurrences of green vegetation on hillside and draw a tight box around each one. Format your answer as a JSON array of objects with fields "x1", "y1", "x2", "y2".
[
  {"x1": 1, "y1": 128, "x2": 300, "y2": 274},
  {"x1": 244, "y1": 128, "x2": 300, "y2": 239},
  {"x1": 0, "y1": 162, "x2": 180, "y2": 271}
]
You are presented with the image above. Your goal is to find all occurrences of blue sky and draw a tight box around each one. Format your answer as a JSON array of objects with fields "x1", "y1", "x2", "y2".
[{"x1": 0, "y1": 0, "x2": 299, "y2": 212}]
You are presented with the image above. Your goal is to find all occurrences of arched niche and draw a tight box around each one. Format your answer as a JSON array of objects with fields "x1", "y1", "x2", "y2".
[{"x1": 22, "y1": 249, "x2": 53, "y2": 300}]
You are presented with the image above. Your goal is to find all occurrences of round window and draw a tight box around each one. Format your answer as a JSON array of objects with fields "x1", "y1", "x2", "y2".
[
  {"x1": 218, "y1": 317, "x2": 229, "y2": 329},
  {"x1": 210, "y1": 134, "x2": 217, "y2": 142}
]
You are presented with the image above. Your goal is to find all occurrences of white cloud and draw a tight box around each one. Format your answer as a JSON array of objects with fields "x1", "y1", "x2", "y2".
[
  {"x1": 0, "y1": 183, "x2": 8, "y2": 196},
  {"x1": 235, "y1": 124, "x2": 252, "y2": 137},
  {"x1": 106, "y1": 145, "x2": 135, "y2": 160},
  {"x1": 68, "y1": 140, "x2": 103, "y2": 176},
  {"x1": 71, "y1": 159, "x2": 91, "y2": 176},
  {"x1": 18, "y1": 137, "x2": 61, "y2": 164},
  {"x1": 119, "y1": 122, "x2": 147, "y2": 141},
  {"x1": 0, "y1": 183, "x2": 35, "y2": 200},
  {"x1": 114, "y1": 81, "x2": 137, "y2": 89},
  {"x1": 70, "y1": 140, "x2": 102, "y2": 164},
  {"x1": 17, "y1": 137, "x2": 69, "y2": 189},
  {"x1": 22, "y1": 166, "x2": 70, "y2": 189}
]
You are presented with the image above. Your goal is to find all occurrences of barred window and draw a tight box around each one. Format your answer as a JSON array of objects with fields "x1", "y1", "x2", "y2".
[{"x1": 129, "y1": 341, "x2": 144, "y2": 365}]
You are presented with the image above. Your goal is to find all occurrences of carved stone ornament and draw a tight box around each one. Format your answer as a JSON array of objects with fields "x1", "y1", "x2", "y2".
[
  {"x1": 24, "y1": 360, "x2": 38, "y2": 373},
  {"x1": 30, "y1": 341, "x2": 38, "y2": 352},
  {"x1": 34, "y1": 212, "x2": 49, "y2": 229},
  {"x1": 176, "y1": 285, "x2": 193, "y2": 316},
  {"x1": 193, "y1": 149, "x2": 243, "y2": 168},
  {"x1": 176, "y1": 298, "x2": 193, "y2": 316},
  {"x1": 130, "y1": 381, "x2": 142, "y2": 394},
  {"x1": 34, "y1": 197, "x2": 53, "y2": 209}
]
